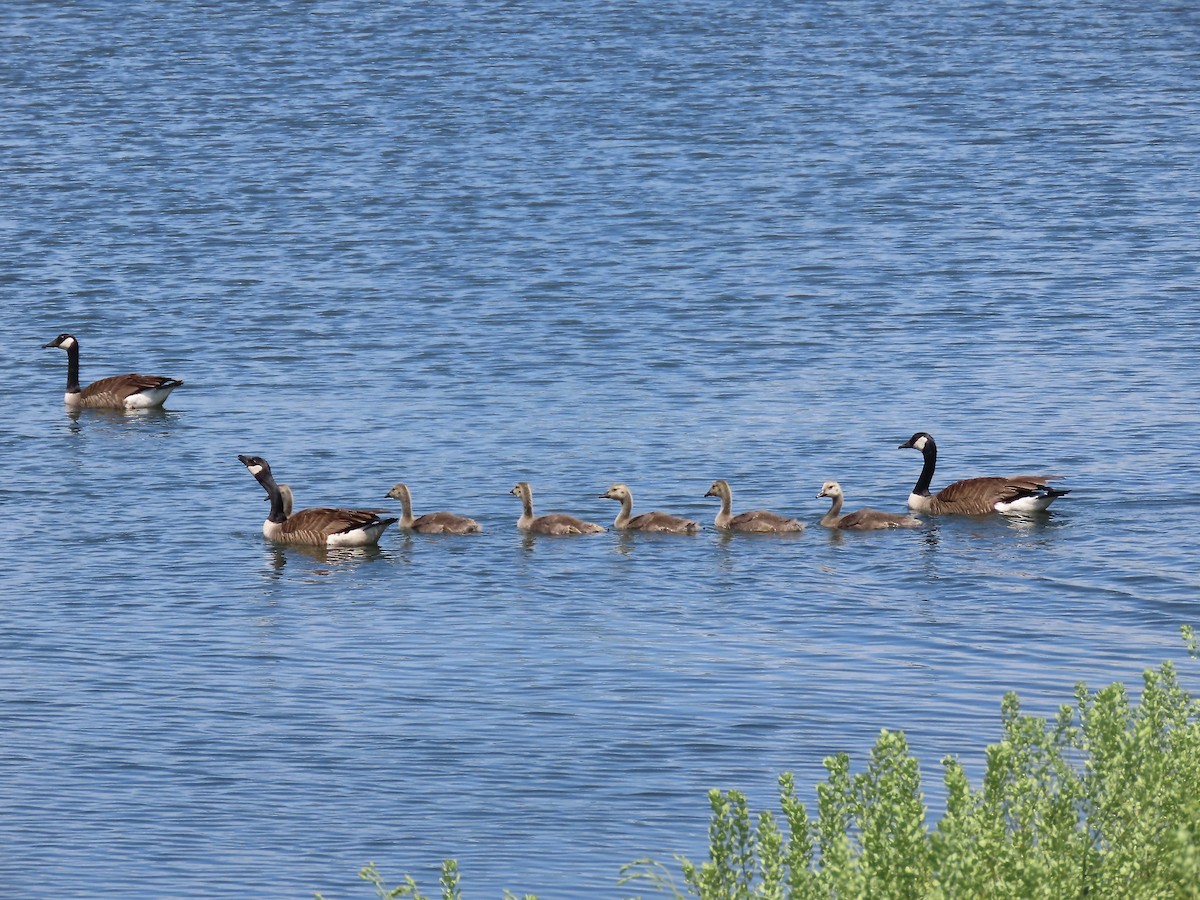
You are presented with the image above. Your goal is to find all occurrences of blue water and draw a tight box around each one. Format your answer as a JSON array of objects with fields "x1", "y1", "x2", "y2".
[{"x1": 3, "y1": 1, "x2": 1199, "y2": 897}]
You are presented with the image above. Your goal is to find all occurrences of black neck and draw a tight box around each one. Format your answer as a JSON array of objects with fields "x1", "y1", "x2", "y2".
[
  {"x1": 65, "y1": 342, "x2": 81, "y2": 393},
  {"x1": 258, "y1": 473, "x2": 288, "y2": 523},
  {"x1": 913, "y1": 441, "x2": 937, "y2": 496}
]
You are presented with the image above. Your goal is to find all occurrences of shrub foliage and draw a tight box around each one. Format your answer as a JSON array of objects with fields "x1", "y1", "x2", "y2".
[{"x1": 335, "y1": 627, "x2": 1200, "y2": 899}]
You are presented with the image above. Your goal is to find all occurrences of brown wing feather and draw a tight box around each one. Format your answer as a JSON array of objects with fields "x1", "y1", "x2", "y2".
[
  {"x1": 627, "y1": 511, "x2": 699, "y2": 533},
  {"x1": 837, "y1": 508, "x2": 922, "y2": 530},
  {"x1": 530, "y1": 513, "x2": 604, "y2": 535},
  {"x1": 411, "y1": 511, "x2": 482, "y2": 534},
  {"x1": 932, "y1": 476, "x2": 1060, "y2": 515},
  {"x1": 729, "y1": 509, "x2": 803, "y2": 533},
  {"x1": 283, "y1": 506, "x2": 387, "y2": 537},
  {"x1": 79, "y1": 373, "x2": 182, "y2": 402}
]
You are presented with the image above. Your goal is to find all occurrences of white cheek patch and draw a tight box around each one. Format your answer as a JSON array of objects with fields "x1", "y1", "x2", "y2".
[
  {"x1": 62, "y1": 336, "x2": 77, "y2": 349},
  {"x1": 247, "y1": 464, "x2": 264, "y2": 476},
  {"x1": 914, "y1": 436, "x2": 928, "y2": 450}
]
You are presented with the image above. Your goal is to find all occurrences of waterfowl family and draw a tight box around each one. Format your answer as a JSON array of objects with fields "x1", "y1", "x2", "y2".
[
  {"x1": 43, "y1": 333, "x2": 183, "y2": 409},
  {"x1": 238, "y1": 454, "x2": 398, "y2": 547},
  {"x1": 898, "y1": 432, "x2": 1069, "y2": 515},
  {"x1": 600, "y1": 483, "x2": 700, "y2": 533},
  {"x1": 704, "y1": 479, "x2": 803, "y2": 533},
  {"x1": 511, "y1": 482, "x2": 605, "y2": 535},
  {"x1": 386, "y1": 483, "x2": 482, "y2": 534},
  {"x1": 816, "y1": 481, "x2": 922, "y2": 530}
]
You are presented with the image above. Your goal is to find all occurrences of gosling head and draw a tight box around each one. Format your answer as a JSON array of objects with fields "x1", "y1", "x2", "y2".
[
  {"x1": 385, "y1": 483, "x2": 410, "y2": 501},
  {"x1": 704, "y1": 479, "x2": 729, "y2": 499},
  {"x1": 816, "y1": 481, "x2": 843, "y2": 500},
  {"x1": 600, "y1": 483, "x2": 630, "y2": 502}
]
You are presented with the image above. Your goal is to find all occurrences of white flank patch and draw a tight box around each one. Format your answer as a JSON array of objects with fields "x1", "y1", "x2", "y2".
[
  {"x1": 327, "y1": 523, "x2": 387, "y2": 547},
  {"x1": 995, "y1": 494, "x2": 1054, "y2": 514},
  {"x1": 124, "y1": 386, "x2": 177, "y2": 408}
]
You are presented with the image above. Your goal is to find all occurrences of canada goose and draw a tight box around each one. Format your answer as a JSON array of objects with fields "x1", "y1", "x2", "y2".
[
  {"x1": 704, "y1": 479, "x2": 804, "y2": 533},
  {"x1": 43, "y1": 333, "x2": 183, "y2": 408},
  {"x1": 385, "y1": 483, "x2": 482, "y2": 534},
  {"x1": 599, "y1": 483, "x2": 699, "y2": 533},
  {"x1": 510, "y1": 482, "x2": 605, "y2": 535},
  {"x1": 898, "y1": 432, "x2": 1069, "y2": 515},
  {"x1": 816, "y1": 481, "x2": 922, "y2": 530},
  {"x1": 238, "y1": 454, "x2": 397, "y2": 547}
]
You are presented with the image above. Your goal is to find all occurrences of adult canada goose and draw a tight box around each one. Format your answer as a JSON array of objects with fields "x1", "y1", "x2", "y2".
[
  {"x1": 898, "y1": 432, "x2": 1069, "y2": 515},
  {"x1": 599, "y1": 483, "x2": 700, "y2": 533},
  {"x1": 704, "y1": 479, "x2": 803, "y2": 533},
  {"x1": 43, "y1": 333, "x2": 183, "y2": 408},
  {"x1": 385, "y1": 483, "x2": 482, "y2": 534},
  {"x1": 816, "y1": 481, "x2": 922, "y2": 530},
  {"x1": 510, "y1": 482, "x2": 605, "y2": 535},
  {"x1": 238, "y1": 454, "x2": 397, "y2": 547}
]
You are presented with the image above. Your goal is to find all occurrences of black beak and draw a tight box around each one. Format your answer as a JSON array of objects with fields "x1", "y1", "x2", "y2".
[
  {"x1": 898, "y1": 439, "x2": 913, "y2": 449},
  {"x1": 42, "y1": 340, "x2": 58, "y2": 348}
]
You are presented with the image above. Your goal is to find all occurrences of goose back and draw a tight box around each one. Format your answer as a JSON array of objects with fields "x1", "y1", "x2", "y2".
[{"x1": 268, "y1": 506, "x2": 397, "y2": 547}]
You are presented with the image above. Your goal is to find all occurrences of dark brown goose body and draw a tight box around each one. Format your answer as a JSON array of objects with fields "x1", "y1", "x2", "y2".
[
  {"x1": 43, "y1": 333, "x2": 182, "y2": 408},
  {"x1": 899, "y1": 432, "x2": 1068, "y2": 515},
  {"x1": 239, "y1": 455, "x2": 397, "y2": 547}
]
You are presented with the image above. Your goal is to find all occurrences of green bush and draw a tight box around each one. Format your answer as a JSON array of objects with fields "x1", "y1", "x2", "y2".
[{"x1": 329, "y1": 626, "x2": 1200, "y2": 899}]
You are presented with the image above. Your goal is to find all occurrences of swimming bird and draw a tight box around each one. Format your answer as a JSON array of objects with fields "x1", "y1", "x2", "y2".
[
  {"x1": 43, "y1": 333, "x2": 183, "y2": 409},
  {"x1": 704, "y1": 479, "x2": 803, "y2": 533},
  {"x1": 898, "y1": 432, "x2": 1069, "y2": 515},
  {"x1": 816, "y1": 481, "x2": 922, "y2": 530},
  {"x1": 238, "y1": 454, "x2": 397, "y2": 547},
  {"x1": 385, "y1": 483, "x2": 482, "y2": 534},
  {"x1": 510, "y1": 482, "x2": 605, "y2": 535},
  {"x1": 599, "y1": 483, "x2": 699, "y2": 533}
]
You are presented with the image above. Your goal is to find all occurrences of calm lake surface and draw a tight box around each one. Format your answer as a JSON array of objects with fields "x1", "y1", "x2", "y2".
[{"x1": 3, "y1": 1, "x2": 1199, "y2": 897}]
